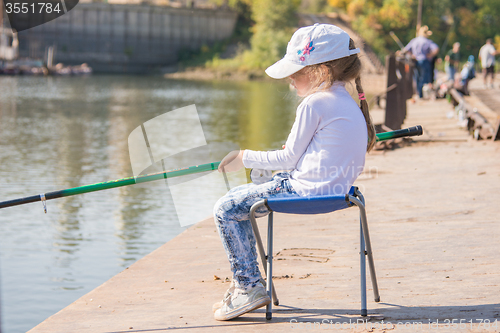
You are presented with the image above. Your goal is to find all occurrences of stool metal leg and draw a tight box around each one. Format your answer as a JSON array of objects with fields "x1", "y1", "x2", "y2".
[
  {"x1": 360, "y1": 220, "x2": 367, "y2": 316},
  {"x1": 350, "y1": 196, "x2": 381, "y2": 304},
  {"x1": 249, "y1": 201, "x2": 279, "y2": 306},
  {"x1": 359, "y1": 192, "x2": 368, "y2": 316},
  {"x1": 266, "y1": 211, "x2": 274, "y2": 320}
]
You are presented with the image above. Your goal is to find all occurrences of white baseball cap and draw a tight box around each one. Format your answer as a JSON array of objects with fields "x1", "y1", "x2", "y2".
[{"x1": 265, "y1": 23, "x2": 360, "y2": 79}]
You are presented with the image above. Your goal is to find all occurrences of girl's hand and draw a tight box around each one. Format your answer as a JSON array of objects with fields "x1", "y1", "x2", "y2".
[{"x1": 218, "y1": 150, "x2": 244, "y2": 173}]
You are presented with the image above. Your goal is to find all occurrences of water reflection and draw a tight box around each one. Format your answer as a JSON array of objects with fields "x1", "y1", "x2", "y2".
[
  {"x1": 208, "y1": 80, "x2": 298, "y2": 150},
  {"x1": 0, "y1": 75, "x2": 297, "y2": 332}
]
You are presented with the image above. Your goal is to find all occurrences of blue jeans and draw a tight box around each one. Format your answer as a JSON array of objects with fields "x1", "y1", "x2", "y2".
[
  {"x1": 213, "y1": 172, "x2": 299, "y2": 290},
  {"x1": 415, "y1": 59, "x2": 431, "y2": 98},
  {"x1": 445, "y1": 65, "x2": 456, "y2": 81}
]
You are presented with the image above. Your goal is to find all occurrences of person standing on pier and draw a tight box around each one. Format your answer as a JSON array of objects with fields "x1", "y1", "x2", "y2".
[
  {"x1": 445, "y1": 42, "x2": 461, "y2": 82},
  {"x1": 478, "y1": 39, "x2": 498, "y2": 89},
  {"x1": 402, "y1": 25, "x2": 439, "y2": 98}
]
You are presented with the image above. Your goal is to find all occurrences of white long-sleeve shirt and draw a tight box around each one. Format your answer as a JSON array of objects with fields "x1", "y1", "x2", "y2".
[
  {"x1": 242, "y1": 83, "x2": 368, "y2": 196},
  {"x1": 479, "y1": 43, "x2": 496, "y2": 68}
]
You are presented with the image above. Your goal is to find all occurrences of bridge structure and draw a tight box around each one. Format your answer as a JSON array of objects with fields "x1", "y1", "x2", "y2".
[{"x1": 14, "y1": 2, "x2": 237, "y2": 73}]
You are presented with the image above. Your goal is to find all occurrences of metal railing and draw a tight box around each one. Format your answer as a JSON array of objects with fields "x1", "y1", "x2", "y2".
[{"x1": 448, "y1": 88, "x2": 500, "y2": 141}]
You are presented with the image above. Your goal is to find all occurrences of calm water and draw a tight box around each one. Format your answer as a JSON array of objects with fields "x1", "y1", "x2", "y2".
[{"x1": 0, "y1": 75, "x2": 298, "y2": 332}]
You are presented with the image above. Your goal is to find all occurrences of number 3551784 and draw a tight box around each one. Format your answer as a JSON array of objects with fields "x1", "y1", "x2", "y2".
[{"x1": 5, "y1": 2, "x2": 62, "y2": 14}]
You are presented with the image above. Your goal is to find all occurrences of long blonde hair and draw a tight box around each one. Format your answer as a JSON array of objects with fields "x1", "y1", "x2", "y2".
[{"x1": 297, "y1": 39, "x2": 376, "y2": 152}]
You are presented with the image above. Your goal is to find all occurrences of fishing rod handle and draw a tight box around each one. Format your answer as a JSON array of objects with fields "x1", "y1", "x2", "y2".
[{"x1": 376, "y1": 125, "x2": 423, "y2": 141}]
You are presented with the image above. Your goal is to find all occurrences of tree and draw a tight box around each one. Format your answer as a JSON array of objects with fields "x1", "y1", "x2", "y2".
[
  {"x1": 242, "y1": 0, "x2": 301, "y2": 69},
  {"x1": 326, "y1": 0, "x2": 500, "y2": 63}
]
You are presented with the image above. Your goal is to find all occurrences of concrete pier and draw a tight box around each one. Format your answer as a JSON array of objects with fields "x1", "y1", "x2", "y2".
[{"x1": 29, "y1": 96, "x2": 500, "y2": 332}]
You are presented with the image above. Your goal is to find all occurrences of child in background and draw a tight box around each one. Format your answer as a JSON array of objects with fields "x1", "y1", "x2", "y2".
[
  {"x1": 213, "y1": 24, "x2": 376, "y2": 321},
  {"x1": 455, "y1": 55, "x2": 476, "y2": 96},
  {"x1": 445, "y1": 42, "x2": 461, "y2": 82}
]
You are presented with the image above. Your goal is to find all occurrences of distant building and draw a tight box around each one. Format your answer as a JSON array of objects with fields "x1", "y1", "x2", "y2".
[
  {"x1": 80, "y1": 0, "x2": 218, "y2": 8},
  {"x1": 13, "y1": 1, "x2": 236, "y2": 73}
]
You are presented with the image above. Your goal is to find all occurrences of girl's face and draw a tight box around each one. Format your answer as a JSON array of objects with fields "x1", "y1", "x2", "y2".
[{"x1": 289, "y1": 69, "x2": 314, "y2": 97}]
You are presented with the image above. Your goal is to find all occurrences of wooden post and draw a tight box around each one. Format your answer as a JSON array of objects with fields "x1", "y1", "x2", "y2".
[
  {"x1": 397, "y1": 58, "x2": 408, "y2": 128},
  {"x1": 385, "y1": 54, "x2": 399, "y2": 130},
  {"x1": 385, "y1": 54, "x2": 412, "y2": 130}
]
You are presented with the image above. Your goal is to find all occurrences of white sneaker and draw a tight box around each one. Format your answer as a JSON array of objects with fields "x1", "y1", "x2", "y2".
[
  {"x1": 213, "y1": 283, "x2": 270, "y2": 321},
  {"x1": 212, "y1": 279, "x2": 235, "y2": 313},
  {"x1": 212, "y1": 278, "x2": 266, "y2": 313}
]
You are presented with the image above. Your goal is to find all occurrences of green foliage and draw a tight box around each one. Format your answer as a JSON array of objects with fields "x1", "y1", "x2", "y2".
[
  {"x1": 301, "y1": 0, "x2": 330, "y2": 13},
  {"x1": 475, "y1": 0, "x2": 500, "y2": 41},
  {"x1": 178, "y1": 41, "x2": 228, "y2": 68},
  {"x1": 226, "y1": 0, "x2": 254, "y2": 40},
  {"x1": 201, "y1": 0, "x2": 500, "y2": 73},
  {"x1": 179, "y1": 0, "x2": 253, "y2": 69},
  {"x1": 251, "y1": 0, "x2": 301, "y2": 30},
  {"x1": 204, "y1": 0, "x2": 300, "y2": 71},
  {"x1": 327, "y1": 0, "x2": 500, "y2": 64},
  {"x1": 241, "y1": 27, "x2": 294, "y2": 70},
  {"x1": 235, "y1": 0, "x2": 300, "y2": 69},
  {"x1": 378, "y1": 0, "x2": 412, "y2": 30}
]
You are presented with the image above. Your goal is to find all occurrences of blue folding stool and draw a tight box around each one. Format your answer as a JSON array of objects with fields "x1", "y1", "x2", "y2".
[{"x1": 249, "y1": 186, "x2": 380, "y2": 320}]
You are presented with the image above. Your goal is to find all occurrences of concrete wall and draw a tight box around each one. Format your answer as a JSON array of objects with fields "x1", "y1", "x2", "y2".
[{"x1": 17, "y1": 3, "x2": 237, "y2": 73}]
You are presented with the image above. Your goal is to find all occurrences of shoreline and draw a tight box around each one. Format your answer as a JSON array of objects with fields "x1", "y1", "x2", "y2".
[
  {"x1": 164, "y1": 67, "x2": 388, "y2": 94},
  {"x1": 164, "y1": 67, "x2": 268, "y2": 81}
]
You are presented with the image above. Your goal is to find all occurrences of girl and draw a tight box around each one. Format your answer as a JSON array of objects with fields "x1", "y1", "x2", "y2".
[{"x1": 212, "y1": 23, "x2": 376, "y2": 321}]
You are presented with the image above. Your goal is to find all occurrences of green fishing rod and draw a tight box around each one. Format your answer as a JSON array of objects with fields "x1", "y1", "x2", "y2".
[
  {"x1": 0, "y1": 162, "x2": 221, "y2": 212},
  {"x1": 0, "y1": 126, "x2": 422, "y2": 211}
]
